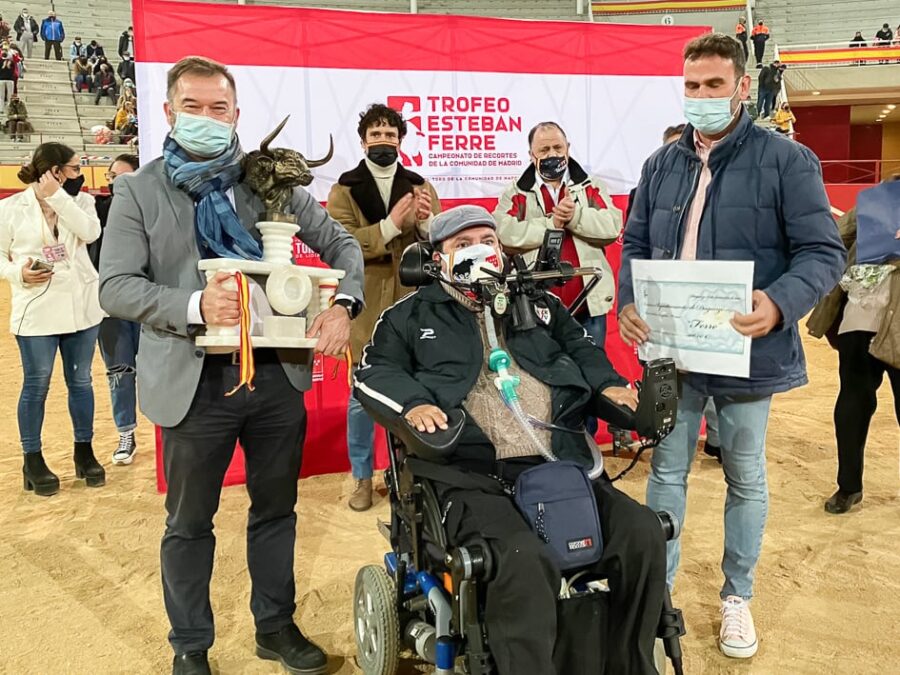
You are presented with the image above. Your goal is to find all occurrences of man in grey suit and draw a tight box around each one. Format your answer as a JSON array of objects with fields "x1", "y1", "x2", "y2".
[{"x1": 99, "y1": 57, "x2": 364, "y2": 675}]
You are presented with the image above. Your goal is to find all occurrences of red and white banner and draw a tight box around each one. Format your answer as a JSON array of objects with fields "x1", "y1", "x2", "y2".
[
  {"x1": 134, "y1": 0, "x2": 707, "y2": 485},
  {"x1": 134, "y1": 0, "x2": 704, "y2": 200}
]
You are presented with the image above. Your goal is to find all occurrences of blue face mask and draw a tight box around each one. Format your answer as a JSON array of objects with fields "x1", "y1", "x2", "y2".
[
  {"x1": 683, "y1": 83, "x2": 741, "y2": 135},
  {"x1": 170, "y1": 111, "x2": 235, "y2": 158}
]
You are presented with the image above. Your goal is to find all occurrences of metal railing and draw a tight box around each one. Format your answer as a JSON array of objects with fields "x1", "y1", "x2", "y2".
[
  {"x1": 777, "y1": 40, "x2": 900, "y2": 68},
  {"x1": 816, "y1": 160, "x2": 899, "y2": 185}
]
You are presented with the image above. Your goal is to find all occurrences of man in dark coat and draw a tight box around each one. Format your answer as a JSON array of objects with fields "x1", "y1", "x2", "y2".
[{"x1": 618, "y1": 33, "x2": 845, "y2": 661}]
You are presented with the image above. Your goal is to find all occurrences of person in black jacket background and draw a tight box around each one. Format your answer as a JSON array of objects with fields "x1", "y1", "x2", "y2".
[
  {"x1": 355, "y1": 205, "x2": 667, "y2": 675},
  {"x1": 90, "y1": 153, "x2": 141, "y2": 465}
]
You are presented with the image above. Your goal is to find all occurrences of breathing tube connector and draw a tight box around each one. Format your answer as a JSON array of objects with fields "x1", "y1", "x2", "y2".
[{"x1": 483, "y1": 312, "x2": 557, "y2": 462}]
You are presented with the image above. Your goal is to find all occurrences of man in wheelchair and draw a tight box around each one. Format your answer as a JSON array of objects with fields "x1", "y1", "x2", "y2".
[{"x1": 354, "y1": 205, "x2": 669, "y2": 674}]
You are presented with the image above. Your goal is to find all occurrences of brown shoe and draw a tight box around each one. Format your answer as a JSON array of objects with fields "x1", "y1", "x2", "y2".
[{"x1": 349, "y1": 478, "x2": 373, "y2": 511}]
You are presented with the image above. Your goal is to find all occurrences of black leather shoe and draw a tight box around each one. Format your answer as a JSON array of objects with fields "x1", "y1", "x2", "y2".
[
  {"x1": 172, "y1": 651, "x2": 211, "y2": 675},
  {"x1": 256, "y1": 624, "x2": 327, "y2": 674},
  {"x1": 825, "y1": 490, "x2": 862, "y2": 514}
]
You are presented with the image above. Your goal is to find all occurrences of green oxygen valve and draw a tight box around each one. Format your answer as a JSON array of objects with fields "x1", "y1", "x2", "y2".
[{"x1": 489, "y1": 348, "x2": 520, "y2": 402}]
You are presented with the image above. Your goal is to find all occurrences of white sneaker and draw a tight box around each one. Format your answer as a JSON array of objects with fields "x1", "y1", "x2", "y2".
[
  {"x1": 112, "y1": 431, "x2": 137, "y2": 465},
  {"x1": 719, "y1": 595, "x2": 758, "y2": 658}
]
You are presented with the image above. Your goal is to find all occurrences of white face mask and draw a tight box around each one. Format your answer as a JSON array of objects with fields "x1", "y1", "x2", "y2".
[{"x1": 440, "y1": 243, "x2": 502, "y2": 285}]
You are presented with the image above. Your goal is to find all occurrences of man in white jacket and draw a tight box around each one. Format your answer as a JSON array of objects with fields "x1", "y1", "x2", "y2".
[{"x1": 494, "y1": 122, "x2": 623, "y2": 353}]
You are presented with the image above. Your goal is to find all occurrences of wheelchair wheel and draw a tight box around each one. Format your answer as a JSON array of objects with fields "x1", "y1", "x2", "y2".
[{"x1": 354, "y1": 565, "x2": 400, "y2": 675}]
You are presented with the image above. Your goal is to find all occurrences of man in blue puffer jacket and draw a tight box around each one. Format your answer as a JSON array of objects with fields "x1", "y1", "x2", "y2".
[
  {"x1": 618, "y1": 33, "x2": 845, "y2": 661},
  {"x1": 39, "y1": 10, "x2": 64, "y2": 61}
]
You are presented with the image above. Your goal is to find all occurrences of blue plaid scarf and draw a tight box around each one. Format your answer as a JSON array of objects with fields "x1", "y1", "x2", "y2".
[{"x1": 163, "y1": 135, "x2": 263, "y2": 260}]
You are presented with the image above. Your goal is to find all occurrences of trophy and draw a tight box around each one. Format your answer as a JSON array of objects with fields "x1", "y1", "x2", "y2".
[{"x1": 196, "y1": 116, "x2": 341, "y2": 352}]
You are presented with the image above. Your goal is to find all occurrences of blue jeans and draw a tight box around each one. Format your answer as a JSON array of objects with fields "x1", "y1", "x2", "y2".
[
  {"x1": 703, "y1": 399, "x2": 720, "y2": 447},
  {"x1": 16, "y1": 325, "x2": 100, "y2": 453},
  {"x1": 581, "y1": 313, "x2": 608, "y2": 436},
  {"x1": 646, "y1": 381, "x2": 772, "y2": 600},
  {"x1": 757, "y1": 88, "x2": 777, "y2": 118},
  {"x1": 347, "y1": 368, "x2": 375, "y2": 479},
  {"x1": 97, "y1": 317, "x2": 140, "y2": 433}
]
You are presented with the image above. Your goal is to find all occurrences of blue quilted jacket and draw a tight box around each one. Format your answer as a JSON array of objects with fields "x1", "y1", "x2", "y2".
[{"x1": 619, "y1": 111, "x2": 846, "y2": 396}]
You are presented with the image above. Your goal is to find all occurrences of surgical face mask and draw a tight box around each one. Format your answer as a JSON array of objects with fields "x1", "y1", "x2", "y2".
[
  {"x1": 440, "y1": 243, "x2": 502, "y2": 285},
  {"x1": 537, "y1": 155, "x2": 567, "y2": 182},
  {"x1": 683, "y1": 83, "x2": 741, "y2": 136},
  {"x1": 63, "y1": 174, "x2": 85, "y2": 197},
  {"x1": 170, "y1": 111, "x2": 235, "y2": 159},
  {"x1": 366, "y1": 143, "x2": 398, "y2": 168}
]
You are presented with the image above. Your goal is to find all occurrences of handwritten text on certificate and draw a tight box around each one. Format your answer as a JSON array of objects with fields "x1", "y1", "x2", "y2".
[{"x1": 631, "y1": 260, "x2": 754, "y2": 378}]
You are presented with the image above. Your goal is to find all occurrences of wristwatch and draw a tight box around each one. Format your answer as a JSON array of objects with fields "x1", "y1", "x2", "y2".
[{"x1": 333, "y1": 297, "x2": 360, "y2": 320}]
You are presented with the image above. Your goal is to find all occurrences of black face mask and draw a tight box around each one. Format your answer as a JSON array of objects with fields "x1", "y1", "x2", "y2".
[
  {"x1": 63, "y1": 174, "x2": 85, "y2": 197},
  {"x1": 107, "y1": 181, "x2": 115, "y2": 196},
  {"x1": 367, "y1": 144, "x2": 398, "y2": 168},
  {"x1": 538, "y1": 155, "x2": 567, "y2": 181}
]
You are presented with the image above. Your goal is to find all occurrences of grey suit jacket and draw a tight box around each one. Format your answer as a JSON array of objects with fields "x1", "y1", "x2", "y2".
[{"x1": 99, "y1": 157, "x2": 364, "y2": 428}]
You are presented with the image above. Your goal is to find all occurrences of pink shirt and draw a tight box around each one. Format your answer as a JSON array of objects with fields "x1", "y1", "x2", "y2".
[{"x1": 680, "y1": 131, "x2": 723, "y2": 261}]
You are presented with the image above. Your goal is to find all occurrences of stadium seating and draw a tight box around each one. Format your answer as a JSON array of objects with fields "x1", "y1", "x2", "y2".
[{"x1": 754, "y1": 0, "x2": 899, "y2": 48}]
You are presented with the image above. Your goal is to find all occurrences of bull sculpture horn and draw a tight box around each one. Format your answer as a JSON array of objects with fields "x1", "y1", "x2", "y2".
[
  {"x1": 306, "y1": 135, "x2": 334, "y2": 168},
  {"x1": 260, "y1": 115, "x2": 290, "y2": 156}
]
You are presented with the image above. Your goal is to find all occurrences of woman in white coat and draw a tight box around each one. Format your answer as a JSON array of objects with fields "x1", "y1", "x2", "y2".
[{"x1": 0, "y1": 143, "x2": 106, "y2": 496}]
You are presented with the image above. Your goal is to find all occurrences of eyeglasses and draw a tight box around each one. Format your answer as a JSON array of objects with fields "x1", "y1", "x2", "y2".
[
  {"x1": 104, "y1": 172, "x2": 116, "y2": 181},
  {"x1": 63, "y1": 163, "x2": 82, "y2": 174}
]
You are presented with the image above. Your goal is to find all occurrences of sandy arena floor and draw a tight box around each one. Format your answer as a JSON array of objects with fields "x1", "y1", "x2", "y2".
[{"x1": 0, "y1": 282, "x2": 897, "y2": 675}]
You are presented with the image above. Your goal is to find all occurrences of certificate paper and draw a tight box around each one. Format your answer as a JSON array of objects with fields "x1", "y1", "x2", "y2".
[{"x1": 631, "y1": 260, "x2": 754, "y2": 378}]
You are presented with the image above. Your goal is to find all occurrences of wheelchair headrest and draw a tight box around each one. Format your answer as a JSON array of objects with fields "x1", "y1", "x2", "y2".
[{"x1": 399, "y1": 242, "x2": 437, "y2": 288}]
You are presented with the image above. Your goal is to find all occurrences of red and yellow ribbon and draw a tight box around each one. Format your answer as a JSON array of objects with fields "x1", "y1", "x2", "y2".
[
  {"x1": 226, "y1": 271, "x2": 256, "y2": 396},
  {"x1": 326, "y1": 296, "x2": 354, "y2": 387}
]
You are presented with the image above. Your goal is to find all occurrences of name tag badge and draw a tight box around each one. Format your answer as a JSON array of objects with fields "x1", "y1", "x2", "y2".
[{"x1": 42, "y1": 243, "x2": 69, "y2": 262}]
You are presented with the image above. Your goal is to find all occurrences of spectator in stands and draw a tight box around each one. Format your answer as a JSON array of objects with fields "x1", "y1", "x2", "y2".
[
  {"x1": 13, "y1": 9, "x2": 37, "y2": 59},
  {"x1": 750, "y1": 19, "x2": 769, "y2": 68},
  {"x1": 117, "y1": 78, "x2": 136, "y2": 107},
  {"x1": 850, "y1": 30, "x2": 868, "y2": 65},
  {"x1": 117, "y1": 25, "x2": 133, "y2": 58},
  {"x1": 73, "y1": 54, "x2": 92, "y2": 92},
  {"x1": 326, "y1": 102, "x2": 440, "y2": 512},
  {"x1": 69, "y1": 35, "x2": 85, "y2": 62},
  {"x1": 114, "y1": 100, "x2": 137, "y2": 142},
  {"x1": 757, "y1": 61, "x2": 778, "y2": 119},
  {"x1": 0, "y1": 14, "x2": 11, "y2": 41},
  {"x1": 117, "y1": 52, "x2": 135, "y2": 83},
  {"x1": 6, "y1": 93, "x2": 32, "y2": 141},
  {"x1": 87, "y1": 39, "x2": 105, "y2": 62},
  {"x1": 619, "y1": 33, "x2": 845, "y2": 661},
  {"x1": 807, "y1": 180, "x2": 899, "y2": 515},
  {"x1": 4, "y1": 39, "x2": 23, "y2": 93},
  {"x1": 875, "y1": 23, "x2": 893, "y2": 64},
  {"x1": 0, "y1": 48, "x2": 15, "y2": 113},
  {"x1": 40, "y1": 9, "x2": 64, "y2": 61},
  {"x1": 94, "y1": 63, "x2": 117, "y2": 105},
  {"x1": 773, "y1": 102, "x2": 796, "y2": 135},
  {"x1": 0, "y1": 142, "x2": 106, "y2": 497},
  {"x1": 93, "y1": 54, "x2": 110, "y2": 76},
  {"x1": 88, "y1": 153, "x2": 141, "y2": 466},
  {"x1": 494, "y1": 121, "x2": 623, "y2": 427},
  {"x1": 735, "y1": 16, "x2": 748, "y2": 60}
]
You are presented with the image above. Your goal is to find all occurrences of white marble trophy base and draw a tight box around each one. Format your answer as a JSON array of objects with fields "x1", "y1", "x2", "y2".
[{"x1": 195, "y1": 259, "x2": 345, "y2": 352}]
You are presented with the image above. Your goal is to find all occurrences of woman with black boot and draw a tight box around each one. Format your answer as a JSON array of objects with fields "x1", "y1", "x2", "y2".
[
  {"x1": 808, "y1": 189, "x2": 900, "y2": 514},
  {"x1": 0, "y1": 142, "x2": 106, "y2": 495}
]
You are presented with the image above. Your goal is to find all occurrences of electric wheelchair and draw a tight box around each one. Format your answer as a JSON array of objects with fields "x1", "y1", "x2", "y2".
[{"x1": 352, "y1": 242, "x2": 686, "y2": 675}]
